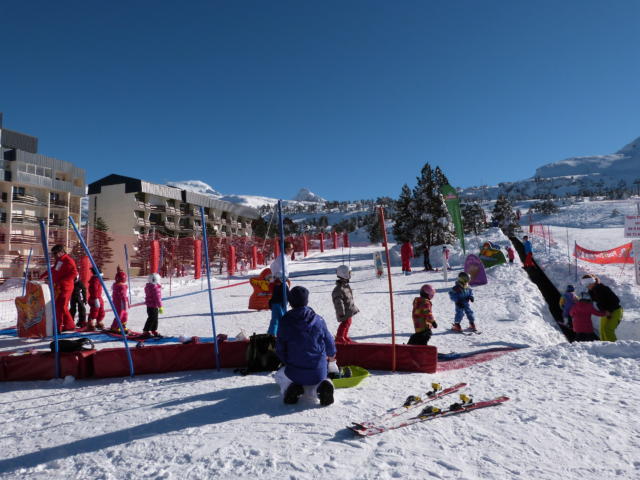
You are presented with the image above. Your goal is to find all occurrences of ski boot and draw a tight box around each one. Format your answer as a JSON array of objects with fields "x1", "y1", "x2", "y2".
[
  {"x1": 317, "y1": 380, "x2": 334, "y2": 406},
  {"x1": 284, "y1": 383, "x2": 304, "y2": 404},
  {"x1": 451, "y1": 324, "x2": 462, "y2": 332}
]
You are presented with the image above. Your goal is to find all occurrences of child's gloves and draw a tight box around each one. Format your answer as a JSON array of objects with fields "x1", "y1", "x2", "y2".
[
  {"x1": 328, "y1": 360, "x2": 340, "y2": 374},
  {"x1": 432, "y1": 321, "x2": 438, "y2": 329},
  {"x1": 159, "y1": 307, "x2": 164, "y2": 314}
]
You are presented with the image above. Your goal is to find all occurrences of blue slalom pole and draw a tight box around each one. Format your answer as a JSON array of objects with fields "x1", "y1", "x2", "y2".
[
  {"x1": 200, "y1": 207, "x2": 221, "y2": 371},
  {"x1": 124, "y1": 244, "x2": 132, "y2": 304},
  {"x1": 22, "y1": 247, "x2": 33, "y2": 296},
  {"x1": 277, "y1": 200, "x2": 287, "y2": 312},
  {"x1": 38, "y1": 221, "x2": 60, "y2": 378},
  {"x1": 68, "y1": 217, "x2": 135, "y2": 377}
]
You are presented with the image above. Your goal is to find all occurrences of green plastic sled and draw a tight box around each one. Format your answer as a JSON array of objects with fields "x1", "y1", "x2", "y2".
[{"x1": 331, "y1": 365, "x2": 370, "y2": 389}]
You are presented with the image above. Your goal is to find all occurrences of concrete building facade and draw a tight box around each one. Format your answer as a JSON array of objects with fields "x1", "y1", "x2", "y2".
[
  {"x1": 0, "y1": 114, "x2": 85, "y2": 279},
  {"x1": 88, "y1": 174, "x2": 259, "y2": 278}
]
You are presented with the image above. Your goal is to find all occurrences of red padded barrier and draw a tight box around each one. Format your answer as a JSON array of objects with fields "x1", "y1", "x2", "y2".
[
  {"x1": 336, "y1": 342, "x2": 437, "y2": 373},
  {"x1": 1, "y1": 350, "x2": 95, "y2": 381}
]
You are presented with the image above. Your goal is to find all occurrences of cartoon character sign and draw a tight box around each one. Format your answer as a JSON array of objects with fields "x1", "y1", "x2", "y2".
[
  {"x1": 248, "y1": 268, "x2": 274, "y2": 311},
  {"x1": 15, "y1": 281, "x2": 54, "y2": 337},
  {"x1": 464, "y1": 254, "x2": 488, "y2": 286}
]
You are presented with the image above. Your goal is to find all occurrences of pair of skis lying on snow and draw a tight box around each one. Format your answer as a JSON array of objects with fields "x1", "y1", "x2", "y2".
[{"x1": 348, "y1": 382, "x2": 509, "y2": 437}]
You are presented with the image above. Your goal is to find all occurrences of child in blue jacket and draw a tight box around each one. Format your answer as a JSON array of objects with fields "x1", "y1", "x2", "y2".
[
  {"x1": 275, "y1": 286, "x2": 337, "y2": 406},
  {"x1": 449, "y1": 272, "x2": 476, "y2": 332}
]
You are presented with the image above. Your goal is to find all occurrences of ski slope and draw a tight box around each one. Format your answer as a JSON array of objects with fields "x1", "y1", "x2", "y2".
[{"x1": 0, "y1": 204, "x2": 639, "y2": 479}]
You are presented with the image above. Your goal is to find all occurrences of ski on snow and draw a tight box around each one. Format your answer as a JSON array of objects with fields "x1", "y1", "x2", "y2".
[
  {"x1": 349, "y1": 382, "x2": 467, "y2": 430},
  {"x1": 349, "y1": 395, "x2": 509, "y2": 437}
]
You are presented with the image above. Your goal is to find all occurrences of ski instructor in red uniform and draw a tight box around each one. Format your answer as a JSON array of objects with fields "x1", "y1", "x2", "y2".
[{"x1": 50, "y1": 244, "x2": 78, "y2": 332}]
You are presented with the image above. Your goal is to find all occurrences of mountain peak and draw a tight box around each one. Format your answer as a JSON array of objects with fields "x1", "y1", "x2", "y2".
[
  {"x1": 293, "y1": 188, "x2": 326, "y2": 203},
  {"x1": 167, "y1": 180, "x2": 221, "y2": 197}
]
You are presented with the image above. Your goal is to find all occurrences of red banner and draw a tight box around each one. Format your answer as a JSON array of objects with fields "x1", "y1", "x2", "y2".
[{"x1": 574, "y1": 242, "x2": 634, "y2": 264}]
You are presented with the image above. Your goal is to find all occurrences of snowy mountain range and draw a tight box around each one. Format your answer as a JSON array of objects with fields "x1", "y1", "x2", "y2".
[{"x1": 460, "y1": 136, "x2": 640, "y2": 200}]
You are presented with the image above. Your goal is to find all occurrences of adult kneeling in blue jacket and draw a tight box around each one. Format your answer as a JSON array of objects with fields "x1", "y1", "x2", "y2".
[{"x1": 275, "y1": 286, "x2": 337, "y2": 406}]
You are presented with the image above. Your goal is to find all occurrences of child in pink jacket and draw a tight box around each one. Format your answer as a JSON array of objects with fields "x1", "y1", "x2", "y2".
[
  {"x1": 143, "y1": 273, "x2": 163, "y2": 337},
  {"x1": 569, "y1": 292, "x2": 605, "y2": 342},
  {"x1": 110, "y1": 267, "x2": 129, "y2": 332}
]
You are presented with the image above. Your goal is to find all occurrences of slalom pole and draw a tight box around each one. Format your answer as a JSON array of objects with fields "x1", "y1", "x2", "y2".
[
  {"x1": 277, "y1": 200, "x2": 288, "y2": 314},
  {"x1": 22, "y1": 247, "x2": 33, "y2": 296},
  {"x1": 39, "y1": 221, "x2": 60, "y2": 378},
  {"x1": 124, "y1": 244, "x2": 132, "y2": 304},
  {"x1": 378, "y1": 207, "x2": 396, "y2": 372},
  {"x1": 574, "y1": 241, "x2": 578, "y2": 281},
  {"x1": 69, "y1": 217, "x2": 135, "y2": 377},
  {"x1": 200, "y1": 207, "x2": 221, "y2": 370}
]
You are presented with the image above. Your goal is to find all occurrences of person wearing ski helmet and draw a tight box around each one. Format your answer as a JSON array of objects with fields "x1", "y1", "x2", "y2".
[
  {"x1": 332, "y1": 265, "x2": 360, "y2": 343},
  {"x1": 110, "y1": 266, "x2": 130, "y2": 333},
  {"x1": 559, "y1": 284, "x2": 578, "y2": 328},
  {"x1": 143, "y1": 273, "x2": 163, "y2": 337},
  {"x1": 448, "y1": 272, "x2": 476, "y2": 332},
  {"x1": 581, "y1": 274, "x2": 622, "y2": 341},
  {"x1": 409, "y1": 284, "x2": 438, "y2": 345}
]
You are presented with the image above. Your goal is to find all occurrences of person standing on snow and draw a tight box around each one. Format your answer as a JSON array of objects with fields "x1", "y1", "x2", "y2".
[
  {"x1": 268, "y1": 241, "x2": 293, "y2": 335},
  {"x1": 448, "y1": 272, "x2": 476, "y2": 332},
  {"x1": 332, "y1": 265, "x2": 360, "y2": 344},
  {"x1": 522, "y1": 235, "x2": 534, "y2": 267},
  {"x1": 559, "y1": 284, "x2": 578, "y2": 328},
  {"x1": 422, "y1": 244, "x2": 433, "y2": 271},
  {"x1": 569, "y1": 291, "x2": 604, "y2": 342},
  {"x1": 400, "y1": 241, "x2": 414, "y2": 275},
  {"x1": 143, "y1": 273, "x2": 163, "y2": 337},
  {"x1": 505, "y1": 245, "x2": 515, "y2": 264},
  {"x1": 275, "y1": 286, "x2": 337, "y2": 406},
  {"x1": 442, "y1": 245, "x2": 451, "y2": 270},
  {"x1": 409, "y1": 284, "x2": 438, "y2": 345},
  {"x1": 49, "y1": 244, "x2": 78, "y2": 332},
  {"x1": 87, "y1": 267, "x2": 105, "y2": 330},
  {"x1": 581, "y1": 274, "x2": 623, "y2": 341},
  {"x1": 110, "y1": 266, "x2": 129, "y2": 333},
  {"x1": 70, "y1": 276, "x2": 87, "y2": 328}
]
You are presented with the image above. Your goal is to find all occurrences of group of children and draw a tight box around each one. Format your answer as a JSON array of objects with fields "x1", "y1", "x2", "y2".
[{"x1": 69, "y1": 268, "x2": 165, "y2": 338}]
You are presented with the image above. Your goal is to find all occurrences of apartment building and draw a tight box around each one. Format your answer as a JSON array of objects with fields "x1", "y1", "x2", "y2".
[
  {"x1": 88, "y1": 174, "x2": 259, "y2": 278},
  {"x1": 0, "y1": 114, "x2": 85, "y2": 279}
]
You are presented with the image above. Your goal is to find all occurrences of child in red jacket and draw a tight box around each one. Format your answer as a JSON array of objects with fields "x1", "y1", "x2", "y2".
[
  {"x1": 110, "y1": 267, "x2": 129, "y2": 333},
  {"x1": 569, "y1": 292, "x2": 605, "y2": 342},
  {"x1": 88, "y1": 268, "x2": 105, "y2": 331}
]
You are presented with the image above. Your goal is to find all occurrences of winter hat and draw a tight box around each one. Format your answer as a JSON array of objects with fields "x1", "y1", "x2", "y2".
[
  {"x1": 115, "y1": 267, "x2": 127, "y2": 283},
  {"x1": 566, "y1": 284, "x2": 575, "y2": 292},
  {"x1": 457, "y1": 272, "x2": 470, "y2": 284},
  {"x1": 420, "y1": 284, "x2": 435, "y2": 299},
  {"x1": 580, "y1": 275, "x2": 597, "y2": 287},
  {"x1": 148, "y1": 273, "x2": 161, "y2": 284},
  {"x1": 288, "y1": 286, "x2": 309, "y2": 308},
  {"x1": 336, "y1": 265, "x2": 351, "y2": 280}
]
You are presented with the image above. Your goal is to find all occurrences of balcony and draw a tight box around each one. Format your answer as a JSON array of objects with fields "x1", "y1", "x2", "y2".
[
  {"x1": 148, "y1": 204, "x2": 166, "y2": 213},
  {"x1": 135, "y1": 200, "x2": 150, "y2": 210},
  {"x1": 164, "y1": 221, "x2": 176, "y2": 230},
  {"x1": 12, "y1": 193, "x2": 46, "y2": 207},
  {"x1": 11, "y1": 214, "x2": 40, "y2": 225},
  {"x1": 136, "y1": 217, "x2": 150, "y2": 227},
  {"x1": 50, "y1": 200, "x2": 68, "y2": 209},
  {"x1": 166, "y1": 206, "x2": 179, "y2": 215},
  {"x1": 10, "y1": 234, "x2": 39, "y2": 244},
  {"x1": 49, "y1": 219, "x2": 66, "y2": 227}
]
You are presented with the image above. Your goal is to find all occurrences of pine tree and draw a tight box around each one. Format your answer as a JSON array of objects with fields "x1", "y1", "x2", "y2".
[
  {"x1": 392, "y1": 184, "x2": 415, "y2": 243},
  {"x1": 461, "y1": 202, "x2": 487, "y2": 235},
  {"x1": 364, "y1": 211, "x2": 383, "y2": 243},
  {"x1": 490, "y1": 196, "x2": 520, "y2": 236},
  {"x1": 91, "y1": 217, "x2": 114, "y2": 271}
]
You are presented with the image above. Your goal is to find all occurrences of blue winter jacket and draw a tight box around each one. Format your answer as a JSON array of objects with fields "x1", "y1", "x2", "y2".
[
  {"x1": 448, "y1": 281, "x2": 474, "y2": 308},
  {"x1": 275, "y1": 306, "x2": 337, "y2": 386},
  {"x1": 523, "y1": 240, "x2": 533, "y2": 255}
]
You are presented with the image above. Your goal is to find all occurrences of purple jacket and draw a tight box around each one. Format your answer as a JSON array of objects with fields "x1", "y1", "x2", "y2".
[
  {"x1": 276, "y1": 306, "x2": 336, "y2": 386},
  {"x1": 144, "y1": 283, "x2": 163, "y2": 308}
]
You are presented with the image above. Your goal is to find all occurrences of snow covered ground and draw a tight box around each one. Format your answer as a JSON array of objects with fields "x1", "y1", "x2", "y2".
[{"x1": 0, "y1": 200, "x2": 639, "y2": 479}]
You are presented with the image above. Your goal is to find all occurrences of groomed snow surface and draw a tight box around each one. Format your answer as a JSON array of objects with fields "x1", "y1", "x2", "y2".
[{"x1": 1, "y1": 202, "x2": 639, "y2": 479}]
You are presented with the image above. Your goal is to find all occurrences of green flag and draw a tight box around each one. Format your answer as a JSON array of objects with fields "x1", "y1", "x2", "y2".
[{"x1": 440, "y1": 184, "x2": 465, "y2": 255}]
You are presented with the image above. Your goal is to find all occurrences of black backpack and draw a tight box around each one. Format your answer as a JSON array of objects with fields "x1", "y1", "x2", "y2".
[
  {"x1": 237, "y1": 333, "x2": 281, "y2": 375},
  {"x1": 50, "y1": 338, "x2": 95, "y2": 353}
]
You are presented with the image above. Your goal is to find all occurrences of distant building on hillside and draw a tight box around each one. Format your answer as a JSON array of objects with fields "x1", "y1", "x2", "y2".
[
  {"x1": 0, "y1": 113, "x2": 85, "y2": 280},
  {"x1": 88, "y1": 174, "x2": 259, "y2": 278}
]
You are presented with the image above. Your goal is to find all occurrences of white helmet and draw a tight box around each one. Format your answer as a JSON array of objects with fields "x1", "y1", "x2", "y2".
[
  {"x1": 336, "y1": 265, "x2": 351, "y2": 280},
  {"x1": 148, "y1": 273, "x2": 161, "y2": 284}
]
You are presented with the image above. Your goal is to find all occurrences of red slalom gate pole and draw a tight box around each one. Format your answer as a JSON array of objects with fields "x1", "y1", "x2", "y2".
[{"x1": 378, "y1": 206, "x2": 396, "y2": 372}]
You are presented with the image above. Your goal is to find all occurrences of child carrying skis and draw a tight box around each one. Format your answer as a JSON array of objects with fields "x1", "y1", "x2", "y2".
[
  {"x1": 88, "y1": 268, "x2": 105, "y2": 331},
  {"x1": 332, "y1": 265, "x2": 360, "y2": 343},
  {"x1": 448, "y1": 272, "x2": 476, "y2": 332},
  {"x1": 409, "y1": 284, "x2": 438, "y2": 345},
  {"x1": 559, "y1": 284, "x2": 578, "y2": 327},
  {"x1": 110, "y1": 266, "x2": 129, "y2": 333},
  {"x1": 143, "y1": 273, "x2": 163, "y2": 337}
]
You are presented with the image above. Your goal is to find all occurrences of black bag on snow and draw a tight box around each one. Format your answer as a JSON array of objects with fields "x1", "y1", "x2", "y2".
[
  {"x1": 236, "y1": 333, "x2": 281, "y2": 375},
  {"x1": 50, "y1": 338, "x2": 95, "y2": 353},
  {"x1": 407, "y1": 330, "x2": 431, "y2": 346}
]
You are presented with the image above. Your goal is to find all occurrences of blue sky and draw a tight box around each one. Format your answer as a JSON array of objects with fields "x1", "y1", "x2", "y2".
[{"x1": 2, "y1": 1, "x2": 639, "y2": 201}]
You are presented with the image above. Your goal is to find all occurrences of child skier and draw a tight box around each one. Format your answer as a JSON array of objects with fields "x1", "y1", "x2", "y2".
[
  {"x1": 143, "y1": 273, "x2": 163, "y2": 337},
  {"x1": 569, "y1": 291, "x2": 605, "y2": 342},
  {"x1": 110, "y1": 266, "x2": 129, "y2": 333},
  {"x1": 87, "y1": 268, "x2": 105, "y2": 331},
  {"x1": 442, "y1": 246, "x2": 451, "y2": 270},
  {"x1": 409, "y1": 284, "x2": 438, "y2": 345},
  {"x1": 332, "y1": 265, "x2": 360, "y2": 343},
  {"x1": 70, "y1": 276, "x2": 87, "y2": 328},
  {"x1": 505, "y1": 245, "x2": 515, "y2": 264},
  {"x1": 559, "y1": 284, "x2": 578, "y2": 327},
  {"x1": 448, "y1": 272, "x2": 476, "y2": 332}
]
